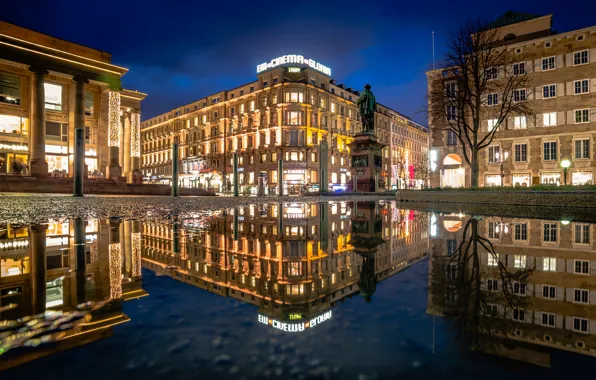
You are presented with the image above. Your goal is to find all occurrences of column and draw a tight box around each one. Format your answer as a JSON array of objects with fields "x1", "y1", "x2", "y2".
[
  {"x1": 29, "y1": 68, "x2": 49, "y2": 177},
  {"x1": 119, "y1": 115, "x2": 125, "y2": 169},
  {"x1": 123, "y1": 113, "x2": 131, "y2": 179},
  {"x1": 106, "y1": 91, "x2": 122, "y2": 178},
  {"x1": 73, "y1": 76, "x2": 88, "y2": 196},
  {"x1": 30, "y1": 224, "x2": 48, "y2": 314},
  {"x1": 130, "y1": 112, "x2": 142, "y2": 183}
]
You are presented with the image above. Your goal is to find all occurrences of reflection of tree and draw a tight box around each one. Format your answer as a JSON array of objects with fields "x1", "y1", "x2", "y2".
[{"x1": 430, "y1": 217, "x2": 532, "y2": 352}]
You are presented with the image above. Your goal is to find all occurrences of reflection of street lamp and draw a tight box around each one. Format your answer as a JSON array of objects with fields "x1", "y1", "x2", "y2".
[
  {"x1": 561, "y1": 159, "x2": 571, "y2": 186},
  {"x1": 495, "y1": 150, "x2": 509, "y2": 186}
]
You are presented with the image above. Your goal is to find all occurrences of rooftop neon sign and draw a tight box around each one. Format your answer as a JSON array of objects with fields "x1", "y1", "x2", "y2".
[{"x1": 256, "y1": 55, "x2": 331, "y2": 76}]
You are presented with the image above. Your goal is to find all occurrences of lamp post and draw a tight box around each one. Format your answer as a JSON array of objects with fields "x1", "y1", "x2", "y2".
[
  {"x1": 495, "y1": 150, "x2": 509, "y2": 186},
  {"x1": 561, "y1": 159, "x2": 571, "y2": 186}
]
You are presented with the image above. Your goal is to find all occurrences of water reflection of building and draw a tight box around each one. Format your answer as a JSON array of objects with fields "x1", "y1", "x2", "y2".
[
  {"x1": 428, "y1": 213, "x2": 596, "y2": 366},
  {"x1": 141, "y1": 202, "x2": 429, "y2": 327},
  {"x1": 0, "y1": 219, "x2": 146, "y2": 370}
]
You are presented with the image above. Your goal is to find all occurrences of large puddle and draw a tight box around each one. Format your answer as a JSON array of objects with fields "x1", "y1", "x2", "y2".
[{"x1": 1, "y1": 200, "x2": 595, "y2": 379}]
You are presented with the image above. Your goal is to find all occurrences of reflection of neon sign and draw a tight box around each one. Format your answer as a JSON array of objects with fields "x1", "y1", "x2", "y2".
[{"x1": 257, "y1": 311, "x2": 332, "y2": 332}]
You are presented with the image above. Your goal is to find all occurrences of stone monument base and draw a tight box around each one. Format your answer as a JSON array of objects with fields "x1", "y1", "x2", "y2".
[{"x1": 348, "y1": 132, "x2": 386, "y2": 193}]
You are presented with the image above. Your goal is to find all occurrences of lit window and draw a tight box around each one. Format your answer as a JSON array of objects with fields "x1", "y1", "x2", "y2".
[
  {"x1": 0, "y1": 73, "x2": 21, "y2": 105},
  {"x1": 543, "y1": 112, "x2": 557, "y2": 127},
  {"x1": 44, "y1": 83, "x2": 63, "y2": 111},
  {"x1": 543, "y1": 257, "x2": 556, "y2": 271},
  {"x1": 487, "y1": 119, "x2": 498, "y2": 131},
  {"x1": 285, "y1": 92, "x2": 304, "y2": 103},
  {"x1": 514, "y1": 255, "x2": 526, "y2": 268},
  {"x1": 513, "y1": 116, "x2": 526, "y2": 129},
  {"x1": 487, "y1": 253, "x2": 499, "y2": 266}
]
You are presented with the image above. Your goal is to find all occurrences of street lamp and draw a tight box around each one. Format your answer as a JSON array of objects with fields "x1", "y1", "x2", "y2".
[
  {"x1": 561, "y1": 159, "x2": 571, "y2": 186},
  {"x1": 495, "y1": 150, "x2": 509, "y2": 186}
]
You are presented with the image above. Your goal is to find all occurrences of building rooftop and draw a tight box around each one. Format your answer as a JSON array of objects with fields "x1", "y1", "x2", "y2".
[{"x1": 487, "y1": 11, "x2": 543, "y2": 29}]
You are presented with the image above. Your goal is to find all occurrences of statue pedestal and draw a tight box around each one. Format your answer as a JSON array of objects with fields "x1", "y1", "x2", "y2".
[{"x1": 348, "y1": 132, "x2": 386, "y2": 193}]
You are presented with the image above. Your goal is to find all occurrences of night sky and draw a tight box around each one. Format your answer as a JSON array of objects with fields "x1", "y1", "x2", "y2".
[{"x1": 3, "y1": 0, "x2": 595, "y2": 125}]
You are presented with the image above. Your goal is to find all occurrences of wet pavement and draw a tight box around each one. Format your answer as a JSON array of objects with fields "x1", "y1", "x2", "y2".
[{"x1": 1, "y1": 197, "x2": 595, "y2": 379}]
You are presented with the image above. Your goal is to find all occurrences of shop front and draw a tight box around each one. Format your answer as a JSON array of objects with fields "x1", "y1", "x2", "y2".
[
  {"x1": 46, "y1": 145, "x2": 69, "y2": 177},
  {"x1": 572, "y1": 171, "x2": 593, "y2": 186},
  {"x1": 283, "y1": 169, "x2": 306, "y2": 195},
  {"x1": 540, "y1": 172, "x2": 561, "y2": 185},
  {"x1": 512, "y1": 173, "x2": 531, "y2": 187},
  {"x1": 484, "y1": 174, "x2": 502, "y2": 187},
  {"x1": 0, "y1": 143, "x2": 29, "y2": 175},
  {"x1": 441, "y1": 154, "x2": 465, "y2": 188}
]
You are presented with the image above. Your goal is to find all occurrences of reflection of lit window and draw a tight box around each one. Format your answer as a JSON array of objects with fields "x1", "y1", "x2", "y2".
[
  {"x1": 331, "y1": 203, "x2": 338, "y2": 214},
  {"x1": 331, "y1": 273, "x2": 336, "y2": 284},
  {"x1": 286, "y1": 284, "x2": 303, "y2": 295},
  {"x1": 44, "y1": 83, "x2": 63, "y2": 111},
  {"x1": 46, "y1": 277, "x2": 64, "y2": 308}
]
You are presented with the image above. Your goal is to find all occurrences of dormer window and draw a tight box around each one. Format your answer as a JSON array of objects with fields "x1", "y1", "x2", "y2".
[{"x1": 504, "y1": 33, "x2": 516, "y2": 41}]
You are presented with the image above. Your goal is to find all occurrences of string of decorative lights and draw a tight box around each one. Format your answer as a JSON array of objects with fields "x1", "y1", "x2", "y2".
[
  {"x1": 131, "y1": 113, "x2": 141, "y2": 157},
  {"x1": 108, "y1": 91, "x2": 121, "y2": 147},
  {"x1": 109, "y1": 243, "x2": 122, "y2": 299}
]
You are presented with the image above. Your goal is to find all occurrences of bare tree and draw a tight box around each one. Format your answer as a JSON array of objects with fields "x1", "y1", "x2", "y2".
[
  {"x1": 414, "y1": 153, "x2": 430, "y2": 188},
  {"x1": 428, "y1": 20, "x2": 534, "y2": 187},
  {"x1": 393, "y1": 148, "x2": 408, "y2": 188}
]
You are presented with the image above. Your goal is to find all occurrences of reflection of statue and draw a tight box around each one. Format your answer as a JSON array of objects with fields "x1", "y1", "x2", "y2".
[
  {"x1": 357, "y1": 84, "x2": 376, "y2": 132},
  {"x1": 359, "y1": 255, "x2": 377, "y2": 303}
]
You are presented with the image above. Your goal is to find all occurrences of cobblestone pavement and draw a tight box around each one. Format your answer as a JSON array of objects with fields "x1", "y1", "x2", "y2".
[{"x1": 0, "y1": 193, "x2": 394, "y2": 224}]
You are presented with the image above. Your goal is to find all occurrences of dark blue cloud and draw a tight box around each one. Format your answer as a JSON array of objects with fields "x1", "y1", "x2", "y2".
[{"x1": 3, "y1": 0, "x2": 596, "y2": 125}]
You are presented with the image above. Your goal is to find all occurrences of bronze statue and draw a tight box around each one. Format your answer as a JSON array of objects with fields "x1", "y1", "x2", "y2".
[{"x1": 357, "y1": 84, "x2": 376, "y2": 132}]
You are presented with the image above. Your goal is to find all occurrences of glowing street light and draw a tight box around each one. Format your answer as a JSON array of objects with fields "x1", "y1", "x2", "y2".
[{"x1": 561, "y1": 159, "x2": 571, "y2": 185}]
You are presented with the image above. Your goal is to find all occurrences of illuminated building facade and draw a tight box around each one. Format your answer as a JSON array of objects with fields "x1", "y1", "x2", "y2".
[
  {"x1": 140, "y1": 55, "x2": 427, "y2": 193},
  {"x1": 428, "y1": 213, "x2": 596, "y2": 364},
  {"x1": 0, "y1": 21, "x2": 146, "y2": 181},
  {"x1": 0, "y1": 218, "x2": 146, "y2": 370},
  {"x1": 428, "y1": 13, "x2": 596, "y2": 188},
  {"x1": 140, "y1": 201, "x2": 429, "y2": 324}
]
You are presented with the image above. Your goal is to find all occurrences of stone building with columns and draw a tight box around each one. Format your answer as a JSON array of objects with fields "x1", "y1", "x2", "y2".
[
  {"x1": 0, "y1": 21, "x2": 146, "y2": 182},
  {"x1": 140, "y1": 55, "x2": 427, "y2": 194}
]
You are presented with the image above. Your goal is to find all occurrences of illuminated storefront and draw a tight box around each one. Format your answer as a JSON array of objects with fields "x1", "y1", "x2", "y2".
[
  {"x1": 484, "y1": 174, "x2": 502, "y2": 187},
  {"x1": 46, "y1": 145, "x2": 69, "y2": 176},
  {"x1": 541, "y1": 172, "x2": 561, "y2": 185},
  {"x1": 512, "y1": 173, "x2": 531, "y2": 187},
  {"x1": 572, "y1": 171, "x2": 593, "y2": 186},
  {"x1": 283, "y1": 169, "x2": 305, "y2": 195}
]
